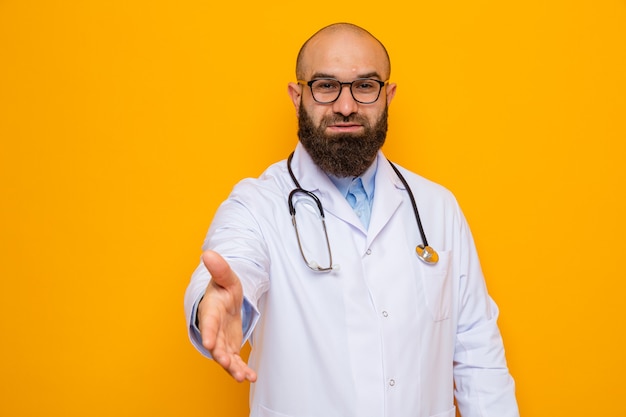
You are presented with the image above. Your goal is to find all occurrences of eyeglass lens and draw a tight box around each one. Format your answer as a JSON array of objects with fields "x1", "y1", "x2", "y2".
[{"x1": 310, "y1": 79, "x2": 383, "y2": 104}]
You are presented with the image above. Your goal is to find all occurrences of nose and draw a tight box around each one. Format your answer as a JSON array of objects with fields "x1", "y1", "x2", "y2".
[{"x1": 331, "y1": 84, "x2": 359, "y2": 116}]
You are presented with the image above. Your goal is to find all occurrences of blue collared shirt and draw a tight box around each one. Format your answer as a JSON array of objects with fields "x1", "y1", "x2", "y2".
[{"x1": 327, "y1": 158, "x2": 377, "y2": 229}]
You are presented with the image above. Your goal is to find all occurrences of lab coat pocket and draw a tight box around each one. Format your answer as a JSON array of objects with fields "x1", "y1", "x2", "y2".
[
  {"x1": 429, "y1": 406, "x2": 456, "y2": 417},
  {"x1": 419, "y1": 250, "x2": 452, "y2": 321},
  {"x1": 258, "y1": 404, "x2": 293, "y2": 417}
]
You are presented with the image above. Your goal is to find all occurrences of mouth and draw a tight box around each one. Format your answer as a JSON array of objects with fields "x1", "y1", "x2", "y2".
[{"x1": 325, "y1": 123, "x2": 364, "y2": 134}]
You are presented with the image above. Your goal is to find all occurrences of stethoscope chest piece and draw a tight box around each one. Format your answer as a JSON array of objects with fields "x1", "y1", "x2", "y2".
[{"x1": 416, "y1": 245, "x2": 439, "y2": 265}]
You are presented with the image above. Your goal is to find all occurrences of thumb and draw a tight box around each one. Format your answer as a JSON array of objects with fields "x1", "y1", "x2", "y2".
[{"x1": 202, "y1": 250, "x2": 238, "y2": 289}]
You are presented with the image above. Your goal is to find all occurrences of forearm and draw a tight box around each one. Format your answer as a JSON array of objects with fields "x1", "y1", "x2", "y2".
[
  {"x1": 452, "y1": 209, "x2": 519, "y2": 416},
  {"x1": 453, "y1": 305, "x2": 518, "y2": 417}
]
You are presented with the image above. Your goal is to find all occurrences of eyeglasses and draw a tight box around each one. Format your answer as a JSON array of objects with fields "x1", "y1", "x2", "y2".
[{"x1": 298, "y1": 78, "x2": 388, "y2": 104}]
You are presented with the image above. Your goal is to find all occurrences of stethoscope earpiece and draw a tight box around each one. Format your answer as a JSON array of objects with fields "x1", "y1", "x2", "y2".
[{"x1": 416, "y1": 245, "x2": 439, "y2": 265}]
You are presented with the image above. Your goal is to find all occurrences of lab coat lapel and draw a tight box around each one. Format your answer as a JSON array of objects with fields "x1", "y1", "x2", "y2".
[{"x1": 367, "y1": 153, "x2": 404, "y2": 245}]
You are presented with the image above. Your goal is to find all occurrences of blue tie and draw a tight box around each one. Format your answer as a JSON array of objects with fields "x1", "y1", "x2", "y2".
[{"x1": 347, "y1": 178, "x2": 371, "y2": 229}]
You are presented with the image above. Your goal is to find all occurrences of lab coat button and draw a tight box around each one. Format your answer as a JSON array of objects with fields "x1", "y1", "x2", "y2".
[
  {"x1": 389, "y1": 379, "x2": 396, "y2": 386},
  {"x1": 366, "y1": 249, "x2": 372, "y2": 255},
  {"x1": 382, "y1": 310, "x2": 389, "y2": 317}
]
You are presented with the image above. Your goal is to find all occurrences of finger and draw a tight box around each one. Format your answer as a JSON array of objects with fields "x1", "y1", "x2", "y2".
[
  {"x1": 197, "y1": 287, "x2": 229, "y2": 352},
  {"x1": 199, "y1": 310, "x2": 220, "y2": 351},
  {"x1": 202, "y1": 250, "x2": 237, "y2": 288},
  {"x1": 224, "y1": 354, "x2": 258, "y2": 383},
  {"x1": 210, "y1": 334, "x2": 256, "y2": 382}
]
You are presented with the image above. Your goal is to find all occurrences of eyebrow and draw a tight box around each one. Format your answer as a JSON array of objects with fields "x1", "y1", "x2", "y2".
[{"x1": 310, "y1": 71, "x2": 383, "y2": 80}]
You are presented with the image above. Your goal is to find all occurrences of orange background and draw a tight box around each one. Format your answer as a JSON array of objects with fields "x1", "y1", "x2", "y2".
[{"x1": 1, "y1": 1, "x2": 625, "y2": 416}]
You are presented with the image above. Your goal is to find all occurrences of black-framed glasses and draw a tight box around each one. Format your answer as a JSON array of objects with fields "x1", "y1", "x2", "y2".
[{"x1": 298, "y1": 78, "x2": 388, "y2": 104}]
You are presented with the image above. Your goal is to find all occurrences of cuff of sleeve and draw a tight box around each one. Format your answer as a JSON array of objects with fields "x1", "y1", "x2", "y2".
[
  {"x1": 189, "y1": 295, "x2": 212, "y2": 358},
  {"x1": 188, "y1": 295, "x2": 259, "y2": 358},
  {"x1": 241, "y1": 296, "x2": 258, "y2": 345}
]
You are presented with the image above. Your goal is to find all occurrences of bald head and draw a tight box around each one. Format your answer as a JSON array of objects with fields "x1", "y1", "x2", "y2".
[{"x1": 295, "y1": 23, "x2": 391, "y2": 81}]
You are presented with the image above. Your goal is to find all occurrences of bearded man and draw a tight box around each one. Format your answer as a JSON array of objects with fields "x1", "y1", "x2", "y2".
[{"x1": 184, "y1": 22, "x2": 519, "y2": 417}]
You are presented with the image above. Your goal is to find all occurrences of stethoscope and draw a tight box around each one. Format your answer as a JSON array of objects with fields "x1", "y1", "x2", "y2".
[{"x1": 287, "y1": 151, "x2": 439, "y2": 272}]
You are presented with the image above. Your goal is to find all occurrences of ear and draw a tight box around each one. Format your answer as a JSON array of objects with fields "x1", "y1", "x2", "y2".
[
  {"x1": 287, "y1": 82, "x2": 302, "y2": 114},
  {"x1": 385, "y1": 82, "x2": 397, "y2": 105}
]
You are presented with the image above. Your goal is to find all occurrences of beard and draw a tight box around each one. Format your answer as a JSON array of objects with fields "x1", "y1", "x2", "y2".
[{"x1": 297, "y1": 105, "x2": 388, "y2": 177}]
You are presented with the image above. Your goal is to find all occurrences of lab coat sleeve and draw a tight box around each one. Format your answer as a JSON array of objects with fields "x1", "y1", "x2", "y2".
[
  {"x1": 452, "y1": 208, "x2": 519, "y2": 417},
  {"x1": 183, "y1": 189, "x2": 270, "y2": 358}
]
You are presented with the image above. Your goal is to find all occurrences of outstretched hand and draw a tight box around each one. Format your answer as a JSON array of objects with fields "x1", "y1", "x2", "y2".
[{"x1": 197, "y1": 250, "x2": 257, "y2": 383}]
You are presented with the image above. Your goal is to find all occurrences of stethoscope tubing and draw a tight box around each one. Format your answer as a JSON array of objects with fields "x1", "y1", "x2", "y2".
[
  {"x1": 286, "y1": 151, "x2": 438, "y2": 266},
  {"x1": 386, "y1": 160, "x2": 430, "y2": 249}
]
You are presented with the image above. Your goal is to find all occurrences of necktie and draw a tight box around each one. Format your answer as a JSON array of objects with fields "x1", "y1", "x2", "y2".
[{"x1": 347, "y1": 178, "x2": 371, "y2": 229}]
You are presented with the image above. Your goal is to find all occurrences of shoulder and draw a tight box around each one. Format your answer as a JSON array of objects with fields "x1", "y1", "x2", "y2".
[
  {"x1": 228, "y1": 158, "x2": 292, "y2": 202},
  {"x1": 384, "y1": 159, "x2": 458, "y2": 205}
]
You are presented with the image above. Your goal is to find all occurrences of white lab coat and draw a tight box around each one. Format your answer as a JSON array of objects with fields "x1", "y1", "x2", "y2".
[{"x1": 184, "y1": 143, "x2": 519, "y2": 417}]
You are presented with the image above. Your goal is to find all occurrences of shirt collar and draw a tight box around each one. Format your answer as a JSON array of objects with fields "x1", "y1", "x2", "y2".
[{"x1": 327, "y1": 158, "x2": 378, "y2": 202}]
